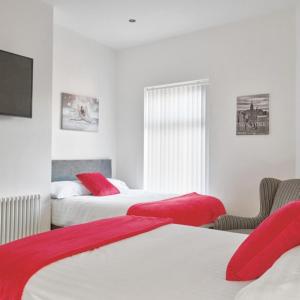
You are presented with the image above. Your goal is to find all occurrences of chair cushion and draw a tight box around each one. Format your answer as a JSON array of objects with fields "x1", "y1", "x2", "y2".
[
  {"x1": 228, "y1": 229, "x2": 252, "y2": 234},
  {"x1": 270, "y1": 179, "x2": 300, "y2": 213}
]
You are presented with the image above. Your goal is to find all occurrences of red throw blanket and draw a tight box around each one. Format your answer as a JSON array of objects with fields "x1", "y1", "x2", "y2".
[
  {"x1": 0, "y1": 216, "x2": 171, "y2": 300},
  {"x1": 127, "y1": 192, "x2": 226, "y2": 227}
]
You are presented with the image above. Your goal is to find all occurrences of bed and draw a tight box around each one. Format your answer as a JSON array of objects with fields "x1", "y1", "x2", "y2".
[
  {"x1": 51, "y1": 159, "x2": 222, "y2": 228},
  {"x1": 52, "y1": 189, "x2": 176, "y2": 227},
  {"x1": 51, "y1": 159, "x2": 176, "y2": 227},
  {"x1": 23, "y1": 223, "x2": 248, "y2": 300},
  {"x1": 2, "y1": 213, "x2": 298, "y2": 299}
]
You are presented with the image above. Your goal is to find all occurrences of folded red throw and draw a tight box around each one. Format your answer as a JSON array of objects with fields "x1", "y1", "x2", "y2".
[
  {"x1": 0, "y1": 216, "x2": 172, "y2": 300},
  {"x1": 127, "y1": 192, "x2": 226, "y2": 226}
]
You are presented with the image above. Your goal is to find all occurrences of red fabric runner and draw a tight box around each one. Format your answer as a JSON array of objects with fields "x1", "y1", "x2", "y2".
[
  {"x1": 127, "y1": 192, "x2": 226, "y2": 226},
  {"x1": 0, "y1": 215, "x2": 172, "y2": 300}
]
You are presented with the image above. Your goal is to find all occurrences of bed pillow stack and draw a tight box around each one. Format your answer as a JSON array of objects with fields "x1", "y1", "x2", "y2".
[
  {"x1": 234, "y1": 245, "x2": 300, "y2": 300},
  {"x1": 77, "y1": 172, "x2": 120, "y2": 196},
  {"x1": 227, "y1": 200, "x2": 300, "y2": 281}
]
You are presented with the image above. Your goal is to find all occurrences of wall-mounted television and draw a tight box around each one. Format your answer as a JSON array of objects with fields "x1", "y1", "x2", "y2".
[{"x1": 0, "y1": 50, "x2": 33, "y2": 118}]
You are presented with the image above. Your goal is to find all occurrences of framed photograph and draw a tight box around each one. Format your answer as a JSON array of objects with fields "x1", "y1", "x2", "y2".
[
  {"x1": 61, "y1": 93, "x2": 99, "y2": 132},
  {"x1": 236, "y1": 94, "x2": 269, "y2": 135}
]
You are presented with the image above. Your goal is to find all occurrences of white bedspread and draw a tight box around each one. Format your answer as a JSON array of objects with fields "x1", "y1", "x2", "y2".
[
  {"x1": 23, "y1": 225, "x2": 248, "y2": 300},
  {"x1": 52, "y1": 190, "x2": 176, "y2": 226}
]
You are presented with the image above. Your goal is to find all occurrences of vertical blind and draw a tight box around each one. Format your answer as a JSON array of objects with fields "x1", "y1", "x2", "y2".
[{"x1": 144, "y1": 80, "x2": 208, "y2": 194}]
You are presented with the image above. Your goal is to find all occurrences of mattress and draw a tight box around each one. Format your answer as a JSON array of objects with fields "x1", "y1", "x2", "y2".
[
  {"x1": 52, "y1": 189, "x2": 176, "y2": 226},
  {"x1": 23, "y1": 225, "x2": 248, "y2": 300}
]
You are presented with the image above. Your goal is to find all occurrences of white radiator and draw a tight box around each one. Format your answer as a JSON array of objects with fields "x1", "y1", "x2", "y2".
[{"x1": 0, "y1": 194, "x2": 41, "y2": 244}]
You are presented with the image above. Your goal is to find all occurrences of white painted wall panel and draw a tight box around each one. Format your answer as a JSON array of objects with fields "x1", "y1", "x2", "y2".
[
  {"x1": 0, "y1": 0, "x2": 53, "y2": 230},
  {"x1": 52, "y1": 26, "x2": 117, "y2": 175}
]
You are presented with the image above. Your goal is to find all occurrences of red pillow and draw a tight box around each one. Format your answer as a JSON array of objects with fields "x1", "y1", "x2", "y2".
[
  {"x1": 227, "y1": 200, "x2": 300, "y2": 281},
  {"x1": 76, "y1": 172, "x2": 120, "y2": 196}
]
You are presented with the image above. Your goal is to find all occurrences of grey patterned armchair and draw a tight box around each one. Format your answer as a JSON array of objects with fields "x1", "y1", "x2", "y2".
[{"x1": 214, "y1": 178, "x2": 300, "y2": 234}]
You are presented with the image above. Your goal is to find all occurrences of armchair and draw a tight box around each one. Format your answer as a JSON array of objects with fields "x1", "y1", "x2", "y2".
[{"x1": 214, "y1": 178, "x2": 300, "y2": 234}]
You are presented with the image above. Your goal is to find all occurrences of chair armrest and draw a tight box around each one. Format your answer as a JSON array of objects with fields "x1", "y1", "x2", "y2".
[
  {"x1": 214, "y1": 215, "x2": 264, "y2": 231},
  {"x1": 214, "y1": 178, "x2": 281, "y2": 231}
]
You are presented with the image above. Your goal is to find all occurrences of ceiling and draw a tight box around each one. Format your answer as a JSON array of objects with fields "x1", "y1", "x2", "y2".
[{"x1": 45, "y1": 0, "x2": 297, "y2": 49}]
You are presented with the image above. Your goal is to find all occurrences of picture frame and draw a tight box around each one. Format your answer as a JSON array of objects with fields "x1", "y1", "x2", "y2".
[
  {"x1": 236, "y1": 94, "x2": 269, "y2": 135},
  {"x1": 61, "y1": 92, "x2": 99, "y2": 132}
]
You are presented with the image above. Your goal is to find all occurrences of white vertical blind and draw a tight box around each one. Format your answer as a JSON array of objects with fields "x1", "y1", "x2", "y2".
[{"x1": 144, "y1": 80, "x2": 208, "y2": 194}]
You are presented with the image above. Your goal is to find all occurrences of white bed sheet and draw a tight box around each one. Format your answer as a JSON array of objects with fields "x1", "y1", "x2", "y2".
[
  {"x1": 52, "y1": 190, "x2": 176, "y2": 227},
  {"x1": 23, "y1": 225, "x2": 248, "y2": 300}
]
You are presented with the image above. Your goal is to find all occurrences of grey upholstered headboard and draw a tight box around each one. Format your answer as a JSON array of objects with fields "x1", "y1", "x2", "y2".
[{"x1": 52, "y1": 159, "x2": 112, "y2": 182}]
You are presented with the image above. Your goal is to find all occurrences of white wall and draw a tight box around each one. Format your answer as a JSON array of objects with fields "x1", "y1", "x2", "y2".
[
  {"x1": 296, "y1": 5, "x2": 300, "y2": 176},
  {"x1": 0, "y1": 0, "x2": 53, "y2": 230},
  {"x1": 52, "y1": 26, "x2": 117, "y2": 174},
  {"x1": 116, "y1": 10, "x2": 296, "y2": 216}
]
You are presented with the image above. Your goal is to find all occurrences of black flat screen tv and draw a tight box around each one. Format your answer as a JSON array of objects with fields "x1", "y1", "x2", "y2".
[{"x1": 0, "y1": 50, "x2": 33, "y2": 118}]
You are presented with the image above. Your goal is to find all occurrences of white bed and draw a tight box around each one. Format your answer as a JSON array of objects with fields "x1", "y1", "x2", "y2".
[
  {"x1": 51, "y1": 159, "x2": 177, "y2": 227},
  {"x1": 52, "y1": 189, "x2": 176, "y2": 227},
  {"x1": 23, "y1": 225, "x2": 249, "y2": 300}
]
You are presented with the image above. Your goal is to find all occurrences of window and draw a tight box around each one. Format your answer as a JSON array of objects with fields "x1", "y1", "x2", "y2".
[{"x1": 143, "y1": 80, "x2": 208, "y2": 194}]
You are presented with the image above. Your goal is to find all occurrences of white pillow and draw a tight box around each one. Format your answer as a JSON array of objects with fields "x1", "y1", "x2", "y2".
[
  {"x1": 107, "y1": 178, "x2": 129, "y2": 193},
  {"x1": 235, "y1": 246, "x2": 300, "y2": 300},
  {"x1": 51, "y1": 181, "x2": 91, "y2": 199}
]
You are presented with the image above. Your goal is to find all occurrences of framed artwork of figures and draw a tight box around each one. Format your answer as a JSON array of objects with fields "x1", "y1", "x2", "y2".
[{"x1": 61, "y1": 93, "x2": 99, "y2": 132}]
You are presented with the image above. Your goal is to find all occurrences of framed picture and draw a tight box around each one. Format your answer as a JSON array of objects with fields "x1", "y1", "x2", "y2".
[
  {"x1": 236, "y1": 94, "x2": 269, "y2": 135},
  {"x1": 61, "y1": 93, "x2": 99, "y2": 132}
]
